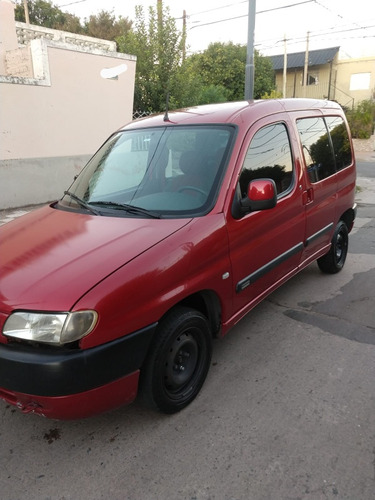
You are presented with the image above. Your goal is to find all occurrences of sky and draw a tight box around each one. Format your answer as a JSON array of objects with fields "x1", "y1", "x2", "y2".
[{"x1": 56, "y1": 0, "x2": 375, "y2": 59}]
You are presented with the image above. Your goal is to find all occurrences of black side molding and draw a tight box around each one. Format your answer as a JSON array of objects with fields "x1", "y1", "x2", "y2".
[
  {"x1": 236, "y1": 243, "x2": 304, "y2": 293},
  {"x1": 305, "y1": 223, "x2": 333, "y2": 247}
]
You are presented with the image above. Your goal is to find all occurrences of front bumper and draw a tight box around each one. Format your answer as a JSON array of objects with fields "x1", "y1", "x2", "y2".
[{"x1": 0, "y1": 323, "x2": 156, "y2": 419}]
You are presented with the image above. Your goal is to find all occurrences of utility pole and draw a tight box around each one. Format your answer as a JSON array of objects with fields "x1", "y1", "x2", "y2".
[
  {"x1": 302, "y1": 31, "x2": 309, "y2": 98},
  {"x1": 182, "y1": 10, "x2": 187, "y2": 62},
  {"x1": 283, "y1": 35, "x2": 287, "y2": 98},
  {"x1": 244, "y1": 0, "x2": 256, "y2": 100},
  {"x1": 157, "y1": 0, "x2": 163, "y2": 32},
  {"x1": 23, "y1": 0, "x2": 30, "y2": 24}
]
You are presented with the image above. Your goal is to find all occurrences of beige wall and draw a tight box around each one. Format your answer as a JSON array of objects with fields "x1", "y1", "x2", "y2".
[
  {"x1": 0, "y1": 0, "x2": 137, "y2": 209},
  {"x1": 275, "y1": 65, "x2": 333, "y2": 99},
  {"x1": 336, "y1": 57, "x2": 375, "y2": 106}
]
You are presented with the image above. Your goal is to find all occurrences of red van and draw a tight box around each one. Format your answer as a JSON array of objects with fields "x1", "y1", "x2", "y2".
[{"x1": 0, "y1": 99, "x2": 356, "y2": 419}]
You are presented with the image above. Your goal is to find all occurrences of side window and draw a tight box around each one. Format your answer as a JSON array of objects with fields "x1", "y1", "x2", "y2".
[
  {"x1": 239, "y1": 123, "x2": 294, "y2": 196},
  {"x1": 296, "y1": 117, "x2": 336, "y2": 183},
  {"x1": 325, "y1": 116, "x2": 352, "y2": 171}
]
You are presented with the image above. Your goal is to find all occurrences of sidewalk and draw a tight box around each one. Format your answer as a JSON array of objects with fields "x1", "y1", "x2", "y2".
[
  {"x1": 1, "y1": 137, "x2": 374, "y2": 226},
  {"x1": 351, "y1": 134, "x2": 375, "y2": 206},
  {"x1": 0, "y1": 203, "x2": 46, "y2": 226},
  {"x1": 352, "y1": 134, "x2": 375, "y2": 159}
]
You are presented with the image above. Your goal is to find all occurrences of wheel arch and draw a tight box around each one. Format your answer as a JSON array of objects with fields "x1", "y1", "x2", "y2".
[
  {"x1": 340, "y1": 205, "x2": 356, "y2": 233},
  {"x1": 161, "y1": 290, "x2": 222, "y2": 338}
]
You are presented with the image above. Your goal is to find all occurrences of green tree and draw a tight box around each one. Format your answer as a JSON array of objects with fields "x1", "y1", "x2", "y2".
[
  {"x1": 196, "y1": 84, "x2": 228, "y2": 105},
  {"x1": 253, "y1": 52, "x2": 275, "y2": 99},
  {"x1": 84, "y1": 10, "x2": 132, "y2": 43},
  {"x1": 187, "y1": 42, "x2": 246, "y2": 101},
  {"x1": 346, "y1": 99, "x2": 375, "y2": 138},
  {"x1": 117, "y1": 4, "x2": 185, "y2": 113},
  {"x1": 14, "y1": 1, "x2": 131, "y2": 43},
  {"x1": 167, "y1": 65, "x2": 205, "y2": 109},
  {"x1": 15, "y1": 0, "x2": 82, "y2": 32},
  {"x1": 186, "y1": 42, "x2": 275, "y2": 101}
]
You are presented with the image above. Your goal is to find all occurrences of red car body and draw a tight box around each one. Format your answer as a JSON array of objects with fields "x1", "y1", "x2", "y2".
[{"x1": 0, "y1": 99, "x2": 356, "y2": 419}]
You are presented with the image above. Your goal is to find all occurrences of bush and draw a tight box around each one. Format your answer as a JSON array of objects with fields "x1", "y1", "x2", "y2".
[
  {"x1": 261, "y1": 90, "x2": 283, "y2": 99},
  {"x1": 346, "y1": 99, "x2": 375, "y2": 139}
]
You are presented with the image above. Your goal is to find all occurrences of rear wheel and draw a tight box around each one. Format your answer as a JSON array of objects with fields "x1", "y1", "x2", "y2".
[
  {"x1": 139, "y1": 307, "x2": 212, "y2": 414},
  {"x1": 317, "y1": 220, "x2": 348, "y2": 274}
]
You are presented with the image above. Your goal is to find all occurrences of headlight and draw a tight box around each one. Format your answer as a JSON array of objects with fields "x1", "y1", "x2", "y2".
[{"x1": 3, "y1": 311, "x2": 98, "y2": 345}]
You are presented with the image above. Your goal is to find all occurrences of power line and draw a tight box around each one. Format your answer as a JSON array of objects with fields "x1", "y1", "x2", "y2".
[
  {"x1": 313, "y1": 0, "x2": 367, "y2": 31},
  {"x1": 258, "y1": 23, "x2": 375, "y2": 49},
  {"x1": 187, "y1": 1, "x2": 247, "y2": 19},
  {"x1": 59, "y1": 0, "x2": 87, "y2": 7},
  {"x1": 190, "y1": 13, "x2": 247, "y2": 29},
  {"x1": 174, "y1": 1, "x2": 247, "y2": 21},
  {"x1": 188, "y1": 1, "x2": 316, "y2": 29},
  {"x1": 186, "y1": 0, "x2": 375, "y2": 54},
  {"x1": 188, "y1": 0, "x2": 248, "y2": 17}
]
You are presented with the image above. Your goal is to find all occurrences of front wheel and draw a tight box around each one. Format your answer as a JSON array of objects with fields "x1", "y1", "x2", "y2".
[
  {"x1": 317, "y1": 220, "x2": 348, "y2": 274},
  {"x1": 139, "y1": 307, "x2": 212, "y2": 414}
]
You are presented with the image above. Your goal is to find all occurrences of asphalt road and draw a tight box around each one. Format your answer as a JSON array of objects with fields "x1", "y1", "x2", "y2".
[
  {"x1": 1, "y1": 165, "x2": 375, "y2": 500},
  {"x1": 357, "y1": 160, "x2": 375, "y2": 178}
]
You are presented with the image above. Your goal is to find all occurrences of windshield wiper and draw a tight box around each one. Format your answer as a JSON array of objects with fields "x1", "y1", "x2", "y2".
[
  {"x1": 91, "y1": 201, "x2": 161, "y2": 219},
  {"x1": 64, "y1": 191, "x2": 102, "y2": 216}
]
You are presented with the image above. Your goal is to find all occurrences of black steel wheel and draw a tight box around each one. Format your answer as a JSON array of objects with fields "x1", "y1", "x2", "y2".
[
  {"x1": 139, "y1": 307, "x2": 212, "y2": 414},
  {"x1": 317, "y1": 220, "x2": 349, "y2": 274}
]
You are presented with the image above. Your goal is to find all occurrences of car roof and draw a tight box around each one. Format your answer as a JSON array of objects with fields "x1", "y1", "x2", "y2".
[{"x1": 123, "y1": 99, "x2": 343, "y2": 130}]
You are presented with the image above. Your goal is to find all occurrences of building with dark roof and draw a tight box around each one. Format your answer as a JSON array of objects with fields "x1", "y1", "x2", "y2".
[
  {"x1": 270, "y1": 47, "x2": 340, "y2": 72},
  {"x1": 268, "y1": 46, "x2": 375, "y2": 108},
  {"x1": 268, "y1": 47, "x2": 340, "y2": 102}
]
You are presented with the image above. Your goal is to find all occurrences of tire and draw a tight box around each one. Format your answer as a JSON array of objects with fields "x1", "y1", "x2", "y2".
[
  {"x1": 139, "y1": 307, "x2": 212, "y2": 414},
  {"x1": 317, "y1": 220, "x2": 349, "y2": 274}
]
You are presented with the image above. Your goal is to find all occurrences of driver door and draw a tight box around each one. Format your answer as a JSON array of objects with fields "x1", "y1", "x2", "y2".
[{"x1": 227, "y1": 118, "x2": 305, "y2": 319}]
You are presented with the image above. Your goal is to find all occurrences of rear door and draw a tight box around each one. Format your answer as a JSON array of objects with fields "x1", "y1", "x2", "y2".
[
  {"x1": 294, "y1": 114, "x2": 339, "y2": 266},
  {"x1": 226, "y1": 116, "x2": 305, "y2": 320}
]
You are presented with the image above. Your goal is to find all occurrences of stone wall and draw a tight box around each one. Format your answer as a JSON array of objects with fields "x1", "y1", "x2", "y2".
[{"x1": 5, "y1": 46, "x2": 33, "y2": 77}]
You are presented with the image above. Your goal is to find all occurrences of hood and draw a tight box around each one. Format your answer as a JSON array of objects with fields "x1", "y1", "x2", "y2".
[{"x1": 0, "y1": 205, "x2": 190, "y2": 312}]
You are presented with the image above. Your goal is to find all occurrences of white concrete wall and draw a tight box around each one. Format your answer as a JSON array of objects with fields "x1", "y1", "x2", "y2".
[
  {"x1": 0, "y1": 1, "x2": 137, "y2": 208},
  {"x1": 1, "y1": 42, "x2": 136, "y2": 160},
  {"x1": 0, "y1": 0, "x2": 18, "y2": 74}
]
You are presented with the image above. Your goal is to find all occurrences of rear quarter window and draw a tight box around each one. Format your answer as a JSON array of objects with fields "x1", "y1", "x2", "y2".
[
  {"x1": 296, "y1": 117, "x2": 336, "y2": 183},
  {"x1": 325, "y1": 116, "x2": 352, "y2": 171},
  {"x1": 296, "y1": 115, "x2": 352, "y2": 183}
]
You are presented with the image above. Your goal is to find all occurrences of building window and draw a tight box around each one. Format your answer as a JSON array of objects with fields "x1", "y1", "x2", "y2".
[
  {"x1": 350, "y1": 73, "x2": 371, "y2": 90},
  {"x1": 307, "y1": 73, "x2": 319, "y2": 85},
  {"x1": 302, "y1": 71, "x2": 319, "y2": 85}
]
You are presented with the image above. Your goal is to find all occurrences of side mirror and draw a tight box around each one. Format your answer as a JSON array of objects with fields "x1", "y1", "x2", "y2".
[
  {"x1": 243, "y1": 178, "x2": 277, "y2": 211},
  {"x1": 232, "y1": 178, "x2": 277, "y2": 219}
]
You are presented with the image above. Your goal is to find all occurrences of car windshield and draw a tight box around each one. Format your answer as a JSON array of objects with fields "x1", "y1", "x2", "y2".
[{"x1": 60, "y1": 125, "x2": 234, "y2": 218}]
